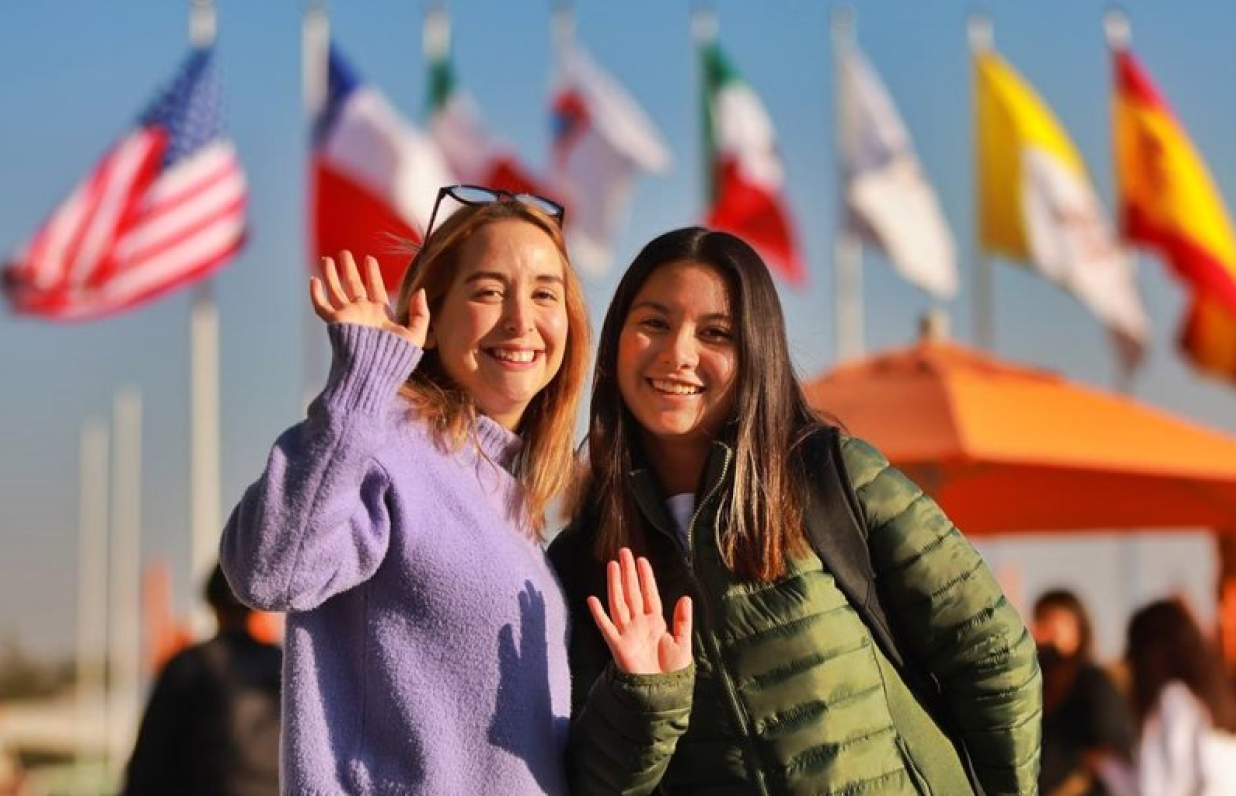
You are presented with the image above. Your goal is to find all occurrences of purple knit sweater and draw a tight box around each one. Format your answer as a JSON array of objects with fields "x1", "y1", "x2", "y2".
[{"x1": 220, "y1": 324, "x2": 570, "y2": 796}]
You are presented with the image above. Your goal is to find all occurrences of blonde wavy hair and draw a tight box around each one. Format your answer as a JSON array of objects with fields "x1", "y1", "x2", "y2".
[{"x1": 392, "y1": 200, "x2": 590, "y2": 537}]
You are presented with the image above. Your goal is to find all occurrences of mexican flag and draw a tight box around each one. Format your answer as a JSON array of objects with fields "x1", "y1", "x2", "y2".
[
  {"x1": 700, "y1": 35, "x2": 806, "y2": 286},
  {"x1": 424, "y1": 6, "x2": 546, "y2": 196}
]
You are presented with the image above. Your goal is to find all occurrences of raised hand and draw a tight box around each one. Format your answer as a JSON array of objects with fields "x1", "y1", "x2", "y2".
[
  {"x1": 587, "y1": 548, "x2": 693, "y2": 675},
  {"x1": 310, "y1": 250, "x2": 429, "y2": 349}
]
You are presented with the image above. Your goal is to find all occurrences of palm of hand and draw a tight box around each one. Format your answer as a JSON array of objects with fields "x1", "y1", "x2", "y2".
[
  {"x1": 612, "y1": 611, "x2": 690, "y2": 675},
  {"x1": 588, "y1": 548, "x2": 693, "y2": 676},
  {"x1": 311, "y1": 251, "x2": 429, "y2": 349},
  {"x1": 322, "y1": 296, "x2": 406, "y2": 339}
]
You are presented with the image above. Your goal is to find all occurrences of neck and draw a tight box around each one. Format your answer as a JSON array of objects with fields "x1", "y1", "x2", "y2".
[{"x1": 639, "y1": 432, "x2": 711, "y2": 495}]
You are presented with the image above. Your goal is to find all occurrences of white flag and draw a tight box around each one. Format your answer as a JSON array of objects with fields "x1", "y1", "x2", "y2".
[
  {"x1": 551, "y1": 42, "x2": 670, "y2": 274},
  {"x1": 839, "y1": 45, "x2": 957, "y2": 298}
]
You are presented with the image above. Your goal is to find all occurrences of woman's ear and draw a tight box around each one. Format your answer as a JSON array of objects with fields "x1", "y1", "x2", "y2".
[{"x1": 423, "y1": 325, "x2": 436, "y2": 350}]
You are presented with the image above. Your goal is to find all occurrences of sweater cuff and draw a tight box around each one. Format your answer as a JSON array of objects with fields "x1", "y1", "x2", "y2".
[
  {"x1": 321, "y1": 324, "x2": 422, "y2": 415},
  {"x1": 607, "y1": 662, "x2": 696, "y2": 714}
]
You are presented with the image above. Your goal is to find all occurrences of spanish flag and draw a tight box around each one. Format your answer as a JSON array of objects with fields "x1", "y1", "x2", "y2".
[
  {"x1": 1114, "y1": 49, "x2": 1236, "y2": 378},
  {"x1": 975, "y1": 49, "x2": 1147, "y2": 370}
]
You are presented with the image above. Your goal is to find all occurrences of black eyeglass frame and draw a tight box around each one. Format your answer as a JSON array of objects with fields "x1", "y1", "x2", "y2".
[{"x1": 422, "y1": 184, "x2": 566, "y2": 244}]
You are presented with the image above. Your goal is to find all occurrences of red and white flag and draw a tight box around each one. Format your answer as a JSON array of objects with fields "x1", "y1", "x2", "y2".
[
  {"x1": 699, "y1": 32, "x2": 806, "y2": 286},
  {"x1": 550, "y1": 39, "x2": 670, "y2": 274},
  {"x1": 3, "y1": 47, "x2": 247, "y2": 321},
  {"x1": 312, "y1": 43, "x2": 452, "y2": 290}
]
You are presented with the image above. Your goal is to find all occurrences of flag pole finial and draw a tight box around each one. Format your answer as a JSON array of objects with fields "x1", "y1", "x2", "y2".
[
  {"x1": 189, "y1": 0, "x2": 217, "y2": 48},
  {"x1": 831, "y1": 5, "x2": 855, "y2": 49},
  {"x1": 551, "y1": 3, "x2": 576, "y2": 51},
  {"x1": 302, "y1": 2, "x2": 329, "y2": 117},
  {"x1": 424, "y1": 3, "x2": 450, "y2": 62},
  {"x1": 967, "y1": 11, "x2": 993, "y2": 53},
  {"x1": 1104, "y1": 6, "x2": 1132, "y2": 50},
  {"x1": 690, "y1": 5, "x2": 718, "y2": 44}
]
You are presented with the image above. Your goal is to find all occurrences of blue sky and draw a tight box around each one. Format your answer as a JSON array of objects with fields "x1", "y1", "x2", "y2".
[{"x1": 1, "y1": 0, "x2": 1232, "y2": 659}]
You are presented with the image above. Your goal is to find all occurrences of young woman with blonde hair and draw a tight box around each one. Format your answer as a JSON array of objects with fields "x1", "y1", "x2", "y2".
[{"x1": 222, "y1": 186, "x2": 589, "y2": 795}]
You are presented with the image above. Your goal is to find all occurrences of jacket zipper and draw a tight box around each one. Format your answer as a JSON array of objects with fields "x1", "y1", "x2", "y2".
[{"x1": 684, "y1": 449, "x2": 771, "y2": 796}]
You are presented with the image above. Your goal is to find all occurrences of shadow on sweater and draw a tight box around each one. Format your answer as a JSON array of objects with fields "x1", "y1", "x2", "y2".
[{"x1": 489, "y1": 580, "x2": 568, "y2": 792}]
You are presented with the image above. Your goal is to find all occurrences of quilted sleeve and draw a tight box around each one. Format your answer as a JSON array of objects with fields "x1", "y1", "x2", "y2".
[{"x1": 840, "y1": 435, "x2": 1043, "y2": 796}]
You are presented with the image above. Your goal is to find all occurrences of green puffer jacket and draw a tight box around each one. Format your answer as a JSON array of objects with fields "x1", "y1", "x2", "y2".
[{"x1": 548, "y1": 434, "x2": 1041, "y2": 796}]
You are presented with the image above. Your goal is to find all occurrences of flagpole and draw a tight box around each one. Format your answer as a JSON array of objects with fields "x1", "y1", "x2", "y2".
[
  {"x1": 832, "y1": 6, "x2": 863, "y2": 363},
  {"x1": 303, "y1": 3, "x2": 329, "y2": 411},
  {"x1": 1103, "y1": 4, "x2": 1143, "y2": 618},
  {"x1": 968, "y1": 12, "x2": 995, "y2": 351},
  {"x1": 424, "y1": 3, "x2": 450, "y2": 124},
  {"x1": 189, "y1": 0, "x2": 221, "y2": 640},
  {"x1": 75, "y1": 419, "x2": 109, "y2": 796},
  {"x1": 106, "y1": 388, "x2": 142, "y2": 785},
  {"x1": 691, "y1": 4, "x2": 718, "y2": 218},
  {"x1": 551, "y1": 2, "x2": 575, "y2": 63},
  {"x1": 1105, "y1": 7, "x2": 1137, "y2": 395}
]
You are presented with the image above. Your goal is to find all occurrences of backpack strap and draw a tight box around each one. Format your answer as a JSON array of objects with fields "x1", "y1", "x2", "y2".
[
  {"x1": 800, "y1": 426, "x2": 985, "y2": 796},
  {"x1": 801, "y1": 426, "x2": 906, "y2": 672}
]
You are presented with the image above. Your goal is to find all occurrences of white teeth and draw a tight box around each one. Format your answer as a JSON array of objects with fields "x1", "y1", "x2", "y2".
[
  {"x1": 490, "y1": 349, "x2": 537, "y2": 363},
  {"x1": 651, "y1": 379, "x2": 702, "y2": 395}
]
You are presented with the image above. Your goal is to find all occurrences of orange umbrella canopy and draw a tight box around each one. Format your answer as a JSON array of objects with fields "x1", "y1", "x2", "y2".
[{"x1": 803, "y1": 340, "x2": 1236, "y2": 535}]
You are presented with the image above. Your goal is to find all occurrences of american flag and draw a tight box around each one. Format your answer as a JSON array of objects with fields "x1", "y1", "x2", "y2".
[{"x1": 2, "y1": 47, "x2": 247, "y2": 321}]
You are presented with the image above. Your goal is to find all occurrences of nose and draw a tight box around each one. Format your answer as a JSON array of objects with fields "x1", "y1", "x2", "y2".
[
  {"x1": 661, "y1": 326, "x2": 698, "y2": 370},
  {"x1": 502, "y1": 293, "x2": 534, "y2": 334}
]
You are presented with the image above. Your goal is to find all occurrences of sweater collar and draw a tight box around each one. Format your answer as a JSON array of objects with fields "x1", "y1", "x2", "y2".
[{"x1": 474, "y1": 413, "x2": 524, "y2": 471}]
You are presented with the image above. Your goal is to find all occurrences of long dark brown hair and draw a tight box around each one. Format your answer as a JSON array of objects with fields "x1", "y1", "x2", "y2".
[
  {"x1": 393, "y1": 200, "x2": 591, "y2": 537},
  {"x1": 1125, "y1": 597, "x2": 1236, "y2": 732},
  {"x1": 576, "y1": 226, "x2": 826, "y2": 582}
]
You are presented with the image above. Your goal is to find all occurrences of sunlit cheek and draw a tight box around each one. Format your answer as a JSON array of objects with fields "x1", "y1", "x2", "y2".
[{"x1": 541, "y1": 309, "x2": 569, "y2": 350}]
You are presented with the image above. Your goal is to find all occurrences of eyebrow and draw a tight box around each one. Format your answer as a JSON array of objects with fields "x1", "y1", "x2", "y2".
[
  {"x1": 464, "y1": 270, "x2": 564, "y2": 285},
  {"x1": 629, "y1": 300, "x2": 733, "y2": 323}
]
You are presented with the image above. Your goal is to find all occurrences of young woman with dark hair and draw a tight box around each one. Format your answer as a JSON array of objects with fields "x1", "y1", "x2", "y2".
[
  {"x1": 1033, "y1": 589, "x2": 1136, "y2": 796},
  {"x1": 550, "y1": 226, "x2": 1042, "y2": 796},
  {"x1": 1118, "y1": 598, "x2": 1236, "y2": 796}
]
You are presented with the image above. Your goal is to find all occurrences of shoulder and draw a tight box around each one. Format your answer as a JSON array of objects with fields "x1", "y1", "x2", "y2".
[
  {"x1": 834, "y1": 433, "x2": 923, "y2": 516},
  {"x1": 369, "y1": 402, "x2": 450, "y2": 466},
  {"x1": 148, "y1": 641, "x2": 220, "y2": 693},
  {"x1": 1075, "y1": 661, "x2": 1119, "y2": 689},
  {"x1": 1158, "y1": 680, "x2": 1205, "y2": 722},
  {"x1": 835, "y1": 433, "x2": 893, "y2": 484},
  {"x1": 1074, "y1": 662, "x2": 1127, "y2": 704}
]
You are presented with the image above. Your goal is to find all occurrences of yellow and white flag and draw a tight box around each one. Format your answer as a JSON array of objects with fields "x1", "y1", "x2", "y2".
[{"x1": 975, "y1": 49, "x2": 1147, "y2": 369}]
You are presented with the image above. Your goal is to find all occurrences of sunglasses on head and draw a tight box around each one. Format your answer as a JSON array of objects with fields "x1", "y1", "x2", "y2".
[{"x1": 423, "y1": 184, "x2": 566, "y2": 242}]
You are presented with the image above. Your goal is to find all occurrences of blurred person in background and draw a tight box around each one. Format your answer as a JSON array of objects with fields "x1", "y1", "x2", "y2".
[
  {"x1": 1112, "y1": 597, "x2": 1236, "y2": 796},
  {"x1": 121, "y1": 562, "x2": 281, "y2": 796},
  {"x1": 1034, "y1": 588, "x2": 1136, "y2": 796}
]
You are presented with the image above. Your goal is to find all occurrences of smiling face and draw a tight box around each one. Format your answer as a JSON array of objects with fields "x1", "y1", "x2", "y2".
[
  {"x1": 616, "y1": 259, "x2": 739, "y2": 462},
  {"x1": 429, "y1": 219, "x2": 569, "y2": 430}
]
